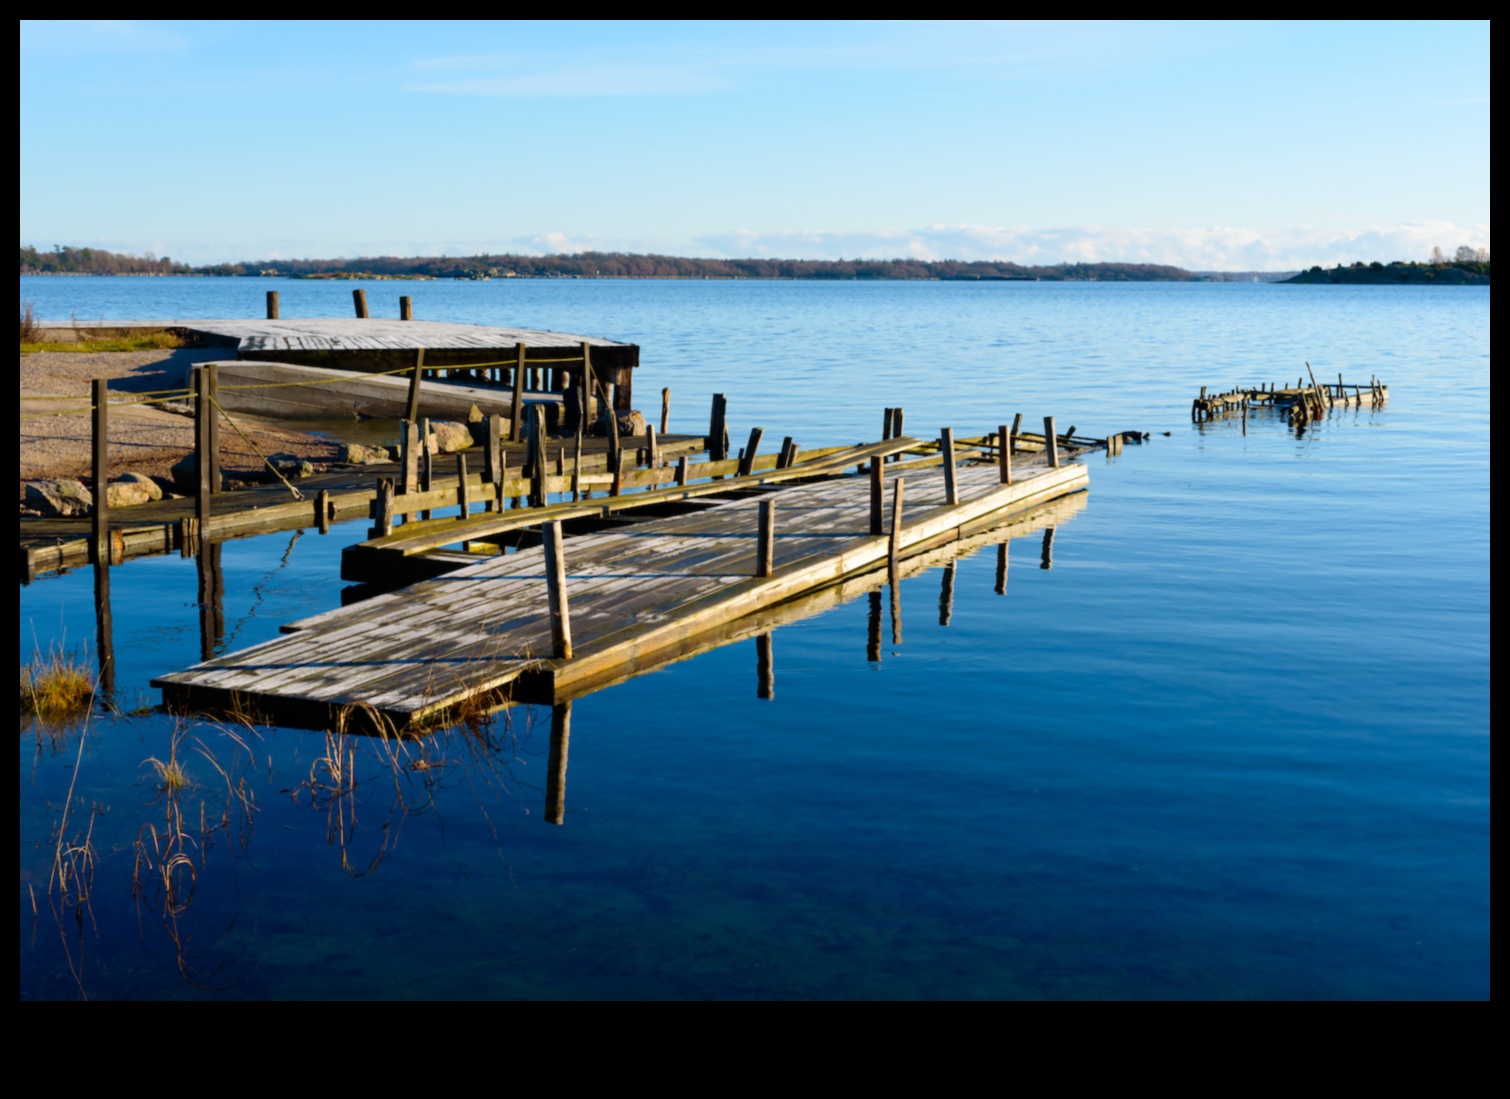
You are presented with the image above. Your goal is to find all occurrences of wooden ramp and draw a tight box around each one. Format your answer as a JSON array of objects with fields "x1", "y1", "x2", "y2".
[{"x1": 154, "y1": 454, "x2": 1089, "y2": 729}]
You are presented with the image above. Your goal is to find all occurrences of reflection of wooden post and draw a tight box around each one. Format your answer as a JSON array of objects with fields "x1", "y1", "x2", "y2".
[
  {"x1": 198, "y1": 541, "x2": 224, "y2": 663},
  {"x1": 266, "y1": 290, "x2": 279, "y2": 319},
  {"x1": 195, "y1": 367, "x2": 213, "y2": 534},
  {"x1": 405, "y1": 349, "x2": 424, "y2": 423},
  {"x1": 870, "y1": 457, "x2": 884, "y2": 534},
  {"x1": 93, "y1": 556, "x2": 114, "y2": 701},
  {"x1": 757, "y1": 500, "x2": 775, "y2": 577},
  {"x1": 353, "y1": 288, "x2": 368, "y2": 318},
  {"x1": 756, "y1": 632, "x2": 774, "y2": 699},
  {"x1": 510, "y1": 342, "x2": 526, "y2": 442},
  {"x1": 399, "y1": 295, "x2": 413, "y2": 321},
  {"x1": 1040, "y1": 526, "x2": 1055, "y2": 570},
  {"x1": 866, "y1": 590, "x2": 882, "y2": 662},
  {"x1": 661, "y1": 387, "x2": 670, "y2": 435},
  {"x1": 317, "y1": 489, "x2": 330, "y2": 534},
  {"x1": 888, "y1": 478, "x2": 906, "y2": 580},
  {"x1": 739, "y1": 427, "x2": 764, "y2": 477},
  {"x1": 941, "y1": 427, "x2": 958, "y2": 505},
  {"x1": 91, "y1": 378, "x2": 109, "y2": 565},
  {"x1": 889, "y1": 574, "x2": 903, "y2": 645},
  {"x1": 998, "y1": 423, "x2": 1013, "y2": 484},
  {"x1": 543, "y1": 521, "x2": 573, "y2": 660},
  {"x1": 1044, "y1": 416, "x2": 1060, "y2": 468},
  {"x1": 545, "y1": 702, "x2": 571, "y2": 826},
  {"x1": 995, "y1": 539, "x2": 1009, "y2": 595},
  {"x1": 939, "y1": 560, "x2": 955, "y2": 626}
]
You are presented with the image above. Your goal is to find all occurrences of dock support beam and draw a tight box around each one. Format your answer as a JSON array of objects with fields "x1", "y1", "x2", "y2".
[
  {"x1": 543, "y1": 521, "x2": 573, "y2": 660},
  {"x1": 91, "y1": 378, "x2": 108, "y2": 565},
  {"x1": 405, "y1": 349, "x2": 424, "y2": 424},
  {"x1": 888, "y1": 478, "x2": 906, "y2": 580},
  {"x1": 510, "y1": 342, "x2": 526, "y2": 443},
  {"x1": 194, "y1": 366, "x2": 214, "y2": 537},
  {"x1": 757, "y1": 500, "x2": 775, "y2": 577},
  {"x1": 941, "y1": 427, "x2": 959, "y2": 505}
]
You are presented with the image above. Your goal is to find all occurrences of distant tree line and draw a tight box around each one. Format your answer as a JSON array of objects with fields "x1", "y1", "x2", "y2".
[
  {"x1": 22, "y1": 244, "x2": 1199, "y2": 282},
  {"x1": 1283, "y1": 248, "x2": 1490, "y2": 285},
  {"x1": 19, "y1": 244, "x2": 190, "y2": 276}
]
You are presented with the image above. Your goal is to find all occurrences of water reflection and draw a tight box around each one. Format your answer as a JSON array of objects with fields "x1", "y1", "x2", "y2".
[
  {"x1": 197, "y1": 542, "x2": 225, "y2": 661},
  {"x1": 545, "y1": 702, "x2": 571, "y2": 825},
  {"x1": 92, "y1": 557, "x2": 114, "y2": 702}
]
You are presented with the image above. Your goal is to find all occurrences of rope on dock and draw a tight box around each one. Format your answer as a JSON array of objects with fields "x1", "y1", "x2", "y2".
[{"x1": 208, "y1": 394, "x2": 306, "y2": 501}]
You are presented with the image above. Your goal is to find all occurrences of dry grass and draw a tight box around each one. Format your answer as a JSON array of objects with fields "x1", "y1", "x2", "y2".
[
  {"x1": 21, "y1": 645, "x2": 95, "y2": 718},
  {"x1": 20, "y1": 332, "x2": 184, "y2": 354},
  {"x1": 20, "y1": 298, "x2": 39, "y2": 343}
]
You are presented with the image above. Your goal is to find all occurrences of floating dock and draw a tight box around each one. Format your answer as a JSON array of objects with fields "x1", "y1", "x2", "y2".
[{"x1": 154, "y1": 434, "x2": 1093, "y2": 730}]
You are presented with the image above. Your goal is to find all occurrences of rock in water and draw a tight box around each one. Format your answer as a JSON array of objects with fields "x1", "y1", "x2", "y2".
[{"x1": 24, "y1": 480, "x2": 93, "y2": 517}]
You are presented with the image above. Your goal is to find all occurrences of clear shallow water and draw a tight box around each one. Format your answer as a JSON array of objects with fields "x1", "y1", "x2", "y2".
[{"x1": 19, "y1": 277, "x2": 1489, "y2": 999}]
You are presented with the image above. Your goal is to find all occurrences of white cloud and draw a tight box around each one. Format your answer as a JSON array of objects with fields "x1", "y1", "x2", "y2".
[
  {"x1": 20, "y1": 20, "x2": 187, "y2": 56},
  {"x1": 693, "y1": 222, "x2": 1492, "y2": 270}
]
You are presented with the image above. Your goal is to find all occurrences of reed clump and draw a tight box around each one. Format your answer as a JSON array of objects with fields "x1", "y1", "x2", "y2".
[
  {"x1": 20, "y1": 646, "x2": 95, "y2": 717},
  {"x1": 20, "y1": 298, "x2": 39, "y2": 343}
]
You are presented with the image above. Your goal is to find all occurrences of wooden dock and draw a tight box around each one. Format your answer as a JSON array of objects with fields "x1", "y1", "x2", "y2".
[
  {"x1": 154, "y1": 442, "x2": 1091, "y2": 730},
  {"x1": 1192, "y1": 369, "x2": 1388, "y2": 427}
]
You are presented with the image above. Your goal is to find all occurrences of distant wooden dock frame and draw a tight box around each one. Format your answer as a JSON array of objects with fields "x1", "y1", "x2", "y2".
[{"x1": 1192, "y1": 368, "x2": 1388, "y2": 428}]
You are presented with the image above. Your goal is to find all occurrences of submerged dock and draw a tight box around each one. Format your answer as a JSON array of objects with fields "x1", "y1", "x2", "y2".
[{"x1": 154, "y1": 435, "x2": 1092, "y2": 729}]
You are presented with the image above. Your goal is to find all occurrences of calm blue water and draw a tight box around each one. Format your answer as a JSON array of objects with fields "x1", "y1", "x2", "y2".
[{"x1": 19, "y1": 277, "x2": 1489, "y2": 999}]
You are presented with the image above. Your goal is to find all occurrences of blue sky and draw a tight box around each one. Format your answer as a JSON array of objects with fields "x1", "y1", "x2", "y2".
[{"x1": 19, "y1": 20, "x2": 1490, "y2": 269}]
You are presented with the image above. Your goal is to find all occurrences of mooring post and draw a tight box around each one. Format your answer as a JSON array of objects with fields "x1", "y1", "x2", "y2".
[
  {"x1": 709, "y1": 393, "x2": 728, "y2": 461},
  {"x1": 400, "y1": 419, "x2": 419, "y2": 494},
  {"x1": 646, "y1": 425, "x2": 661, "y2": 468},
  {"x1": 207, "y1": 364, "x2": 221, "y2": 493},
  {"x1": 457, "y1": 453, "x2": 471, "y2": 519},
  {"x1": 266, "y1": 290, "x2": 279, "y2": 320},
  {"x1": 376, "y1": 478, "x2": 394, "y2": 537},
  {"x1": 611, "y1": 450, "x2": 626, "y2": 497},
  {"x1": 941, "y1": 427, "x2": 959, "y2": 505},
  {"x1": 484, "y1": 415, "x2": 502, "y2": 511},
  {"x1": 572, "y1": 425, "x2": 583, "y2": 502},
  {"x1": 676, "y1": 455, "x2": 689, "y2": 487},
  {"x1": 777, "y1": 436, "x2": 794, "y2": 469},
  {"x1": 91, "y1": 377, "x2": 109, "y2": 565},
  {"x1": 545, "y1": 702, "x2": 571, "y2": 826},
  {"x1": 542, "y1": 521, "x2": 573, "y2": 660},
  {"x1": 883, "y1": 407, "x2": 894, "y2": 442},
  {"x1": 405, "y1": 349, "x2": 424, "y2": 424},
  {"x1": 419, "y1": 417, "x2": 434, "y2": 520},
  {"x1": 888, "y1": 477, "x2": 906, "y2": 580},
  {"x1": 530, "y1": 405, "x2": 548, "y2": 507},
  {"x1": 661, "y1": 387, "x2": 670, "y2": 436},
  {"x1": 580, "y1": 343, "x2": 593, "y2": 428},
  {"x1": 353, "y1": 288, "x2": 369, "y2": 318},
  {"x1": 195, "y1": 365, "x2": 213, "y2": 535},
  {"x1": 890, "y1": 408, "x2": 905, "y2": 461},
  {"x1": 510, "y1": 342, "x2": 527, "y2": 442},
  {"x1": 317, "y1": 489, "x2": 331, "y2": 534},
  {"x1": 757, "y1": 499, "x2": 775, "y2": 577},
  {"x1": 400, "y1": 295, "x2": 413, "y2": 321},
  {"x1": 869, "y1": 456, "x2": 885, "y2": 534},
  {"x1": 997, "y1": 423, "x2": 1013, "y2": 484},
  {"x1": 1010, "y1": 412, "x2": 1022, "y2": 453},
  {"x1": 1044, "y1": 416, "x2": 1060, "y2": 468},
  {"x1": 739, "y1": 427, "x2": 764, "y2": 477},
  {"x1": 756, "y1": 632, "x2": 774, "y2": 700}
]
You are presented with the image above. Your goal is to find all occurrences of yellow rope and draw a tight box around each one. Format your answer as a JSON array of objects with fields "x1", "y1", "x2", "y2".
[{"x1": 208, "y1": 395, "x2": 306, "y2": 501}]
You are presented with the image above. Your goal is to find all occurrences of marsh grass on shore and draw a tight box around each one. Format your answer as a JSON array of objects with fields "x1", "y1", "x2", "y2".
[
  {"x1": 21, "y1": 332, "x2": 184, "y2": 354},
  {"x1": 21, "y1": 644, "x2": 95, "y2": 718}
]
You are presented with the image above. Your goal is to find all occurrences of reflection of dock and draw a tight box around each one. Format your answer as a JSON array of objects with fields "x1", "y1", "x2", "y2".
[{"x1": 155, "y1": 449, "x2": 1091, "y2": 729}]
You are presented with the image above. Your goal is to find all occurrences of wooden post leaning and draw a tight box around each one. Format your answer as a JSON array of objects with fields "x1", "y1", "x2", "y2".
[
  {"x1": 400, "y1": 295, "x2": 413, "y2": 321},
  {"x1": 266, "y1": 290, "x2": 279, "y2": 320},
  {"x1": 1010, "y1": 412, "x2": 1023, "y2": 452},
  {"x1": 542, "y1": 521, "x2": 573, "y2": 660},
  {"x1": 1044, "y1": 415, "x2": 1060, "y2": 468},
  {"x1": 869, "y1": 456, "x2": 885, "y2": 535},
  {"x1": 739, "y1": 427, "x2": 764, "y2": 477},
  {"x1": 91, "y1": 377, "x2": 109, "y2": 564},
  {"x1": 661, "y1": 387, "x2": 670, "y2": 436},
  {"x1": 941, "y1": 427, "x2": 959, "y2": 505},
  {"x1": 757, "y1": 500, "x2": 776, "y2": 577},
  {"x1": 510, "y1": 342, "x2": 527, "y2": 443},
  {"x1": 405, "y1": 349, "x2": 425, "y2": 424},
  {"x1": 888, "y1": 479, "x2": 906, "y2": 580},
  {"x1": 998, "y1": 423, "x2": 1013, "y2": 484},
  {"x1": 353, "y1": 288, "x2": 369, "y2": 318}
]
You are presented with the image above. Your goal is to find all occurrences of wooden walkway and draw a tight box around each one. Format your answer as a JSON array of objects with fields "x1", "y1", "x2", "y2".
[{"x1": 154, "y1": 452, "x2": 1089, "y2": 729}]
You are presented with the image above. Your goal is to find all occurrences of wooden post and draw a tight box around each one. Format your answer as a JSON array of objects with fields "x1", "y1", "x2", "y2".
[
  {"x1": 91, "y1": 378, "x2": 108, "y2": 564},
  {"x1": 206, "y1": 363, "x2": 220, "y2": 494},
  {"x1": 888, "y1": 478, "x2": 906, "y2": 580},
  {"x1": 406, "y1": 349, "x2": 424, "y2": 424},
  {"x1": 542, "y1": 521, "x2": 573, "y2": 660},
  {"x1": 941, "y1": 427, "x2": 959, "y2": 505},
  {"x1": 709, "y1": 393, "x2": 728, "y2": 460},
  {"x1": 510, "y1": 342, "x2": 526, "y2": 442},
  {"x1": 195, "y1": 365, "x2": 212, "y2": 533},
  {"x1": 457, "y1": 454, "x2": 471, "y2": 519},
  {"x1": 757, "y1": 499, "x2": 775, "y2": 577},
  {"x1": 572, "y1": 425, "x2": 583, "y2": 502},
  {"x1": 611, "y1": 450, "x2": 626, "y2": 496},
  {"x1": 484, "y1": 415, "x2": 502, "y2": 511},
  {"x1": 400, "y1": 295, "x2": 413, "y2": 321},
  {"x1": 419, "y1": 418, "x2": 433, "y2": 520},
  {"x1": 401, "y1": 419, "x2": 420, "y2": 494},
  {"x1": 882, "y1": 407, "x2": 894, "y2": 441},
  {"x1": 580, "y1": 342, "x2": 593, "y2": 429},
  {"x1": 530, "y1": 405, "x2": 548, "y2": 507},
  {"x1": 646, "y1": 425, "x2": 661, "y2": 468},
  {"x1": 869, "y1": 456, "x2": 884, "y2": 535},
  {"x1": 998, "y1": 423, "x2": 1013, "y2": 484},
  {"x1": 1010, "y1": 412, "x2": 1022, "y2": 452},
  {"x1": 739, "y1": 427, "x2": 764, "y2": 477},
  {"x1": 317, "y1": 489, "x2": 331, "y2": 534},
  {"x1": 545, "y1": 702, "x2": 571, "y2": 825},
  {"x1": 676, "y1": 455, "x2": 689, "y2": 487},
  {"x1": 1044, "y1": 416, "x2": 1060, "y2": 468},
  {"x1": 376, "y1": 478, "x2": 394, "y2": 537},
  {"x1": 891, "y1": 407, "x2": 905, "y2": 440},
  {"x1": 994, "y1": 539, "x2": 1009, "y2": 595},
  {"x1": 266, "y1": 290, "x2": 279, "y2": 320},
  {"x1": 661, "y1": 387, "x2": 670, "y2": 435},
  {"x1": 353, "y1": 288, "x2": 369, "y2": 318},
  {"x1": 92, "y1": 554, "x2": 114, "y2": 700},
  {"x1": 756, "y1": 633, "x2": 774, "y2": 700}
]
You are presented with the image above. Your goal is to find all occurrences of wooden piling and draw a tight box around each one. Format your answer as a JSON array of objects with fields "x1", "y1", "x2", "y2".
[
  {"x1": 997, "y1": 423, "x2": 1013, "y2": 484},
  {"x1": 572, "y1": 427, "x2": 583, "y2": 501},
  {"x1": 317, "y1": 489, "x2": 331, "y2": 534},
  {"x1": 405, "y1": 349, "x2": 424, "y2": 424},
  {"x1": 646, "y1": 425, "x2": 661, "y2": 468},
  {"x1": 542, "y1": 521, "x2": 573, "y2": 660},
  {"x1": 353, "y1": 288, "x2": 369, "y2": 318},
  {"x1": 530, "y1": 405, "x2": 548, "y2": 507},
  {"x1": 457, "y1": 454, "x2": 471, "y2": 518},
  {"x1": 941, "y1": 427, "x2": 959, "y2": 505},
  {"x1": 778, "y1": 436, "x2": 796, "y2": 469},
  {"x1": 207, "y1": 364, "x2": 220, "y2": 494},
  {"x1": 1010, "y1": 413, "x2": 1022, "y2": 452},
  {"x1": 1044, "y1": 416, "x2": 1060, "y2": 468},
  {"x1": 890, "y1": 408, "x2": 905, "y2": 461},
  {"x1": 661, "y1": 387, "x2": 670, "y2": 435},
  {"x1": 888, "y1": 478, "x2": 906, "y2": 580},
  {"x1": 882, "y1": 408, "x2": 894, "y2": 442},
  {"x1": 756, "y1": 633, "x2": 774, "y2": 700},
  {"x1": 401, "y1": 419, "x2": 420, "y2": 494},
  {"x1": 375, "y1": 478, "x2": 395, "y2": 537},
  {"x1": 611, "y1": 450, "x2": 626, "y2": 496},
  {"x1": 91, "y1": 378, "x2": 108, "y2": 564},
  {"x1": 400, "y1": 295, "x2": 413, "y2": 321},
  {"x1": 709, "y1": 393, "x2": 728, "y2": 461},
  {"x1": 510, "y1": 342, "x2": 526, "y2": 442},
  {"x1": 266, "y1": 290, "x2": 279, "y2": 320},
  {"x1": 485, "y1": 415, "x2": 503, "y2": 511},
  {"x1": 739, "y1": 428, "x2": 764, "y2": 477},
  {"x1": 676, "y1": 455, "x2": 689, "y2": 487},
  {"x1": 757, "y1": 500, "x2": 775, "y2": 577},
  {"x1": 195, "y1": 366, "x2": 213, "y2": 532},
  {"x1": 869, "y1": 457, "x2": 884, "y2": 534}
]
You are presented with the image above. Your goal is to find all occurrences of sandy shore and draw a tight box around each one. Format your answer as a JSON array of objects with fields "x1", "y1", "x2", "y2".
[{"x1": 19, "y1": 349, "x2": 337, "y2": 501}]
